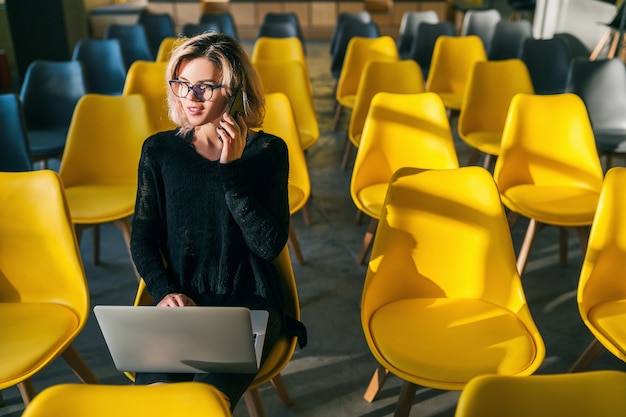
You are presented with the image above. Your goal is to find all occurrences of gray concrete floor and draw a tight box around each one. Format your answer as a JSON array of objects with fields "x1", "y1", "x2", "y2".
[{"x1": 3, "y1": 38, "x2": 626, "y2": 417}]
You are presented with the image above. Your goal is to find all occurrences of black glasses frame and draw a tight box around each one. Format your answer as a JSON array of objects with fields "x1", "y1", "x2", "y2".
[{"x1": 168, "y1": 80, "x2": 224, "y2": 102}]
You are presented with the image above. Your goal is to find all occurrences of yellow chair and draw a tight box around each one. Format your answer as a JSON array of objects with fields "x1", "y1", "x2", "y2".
[
  {"x1": 21, "y1": 382, "x2": 231, "y2": 417},
  {"x1": 155, "y1": 36, "x2": 183, "y2": 63},
  {"x1": 455, "y1": 371, "x2": 626, "y2": 417},
  {"x1": 457, "y1": 59, "x2": 534, "y2": 169},
  {"x1": 493, "y1": 93, "x2": 604, "y2": 276},
  {"x1": 0, "y1": 170, "x2": 99, "y2": 406},
  {"x1": 254, "y1": 59, "x2": 319, "y2": 151},
  {"x1": 128, "y1": 245, "x2": 300, "y2": 417},
  {"x1": 426, "y1": 35, "x2": 487, "y2": 113},
  {"x1": 570, "y1": 167, "x2": 626, "y2": 372},
  {"x1": 261, "y1": 92, "x2": 311, "y2": 265},
  {"x1": 333, "y1": 35, "x2": 398, "y2": 130},
  {"x1": 59, "y1": 94, "x2": 153, "y2": 280},
  {"x1": 361, "y1": 166, "x2": 545, "y2": 417},
  {"x1": 251, "y1": 37, "x2": 309, "y2": 81},
  {"x1": 350, "y1": 92, "x2": 459, "y2": 265},
  {"x1": 122, "y1": 60, "x2": 177, "y2": 134},
  {"x1": 341, "y1": 59, "x2": 425, "y2": 169}
]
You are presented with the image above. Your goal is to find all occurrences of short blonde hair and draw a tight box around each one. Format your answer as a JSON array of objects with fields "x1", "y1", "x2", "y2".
[{"x1": 165, "y1": 32, "x2": 265, "y2": 134}]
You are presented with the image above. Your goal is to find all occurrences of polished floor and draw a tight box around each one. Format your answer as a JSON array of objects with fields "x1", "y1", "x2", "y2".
[{"x1": 3, "y1": 35, "x2": 626, "y2": 417}]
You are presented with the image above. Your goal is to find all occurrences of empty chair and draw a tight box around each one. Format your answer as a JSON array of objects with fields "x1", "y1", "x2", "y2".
[
  {"x1": 0, "y1": 170, "x2": 99, "y2": 405},
  {"x1": 21, "y1": 383, "x2": 231, "y2": 417},
  {"x1": 333, "y1": 35, "x2": 398, "y2": 130},
  {"x1": 457, "y1": 59, "x2": 534, "y2": 169},
  {"x1": 426, "y1": 35, "x2": 487, "y2": 113},
  {"x1": 199, "y1": 12, "x2": 239, "y2": 39},
  {"x1": 361, "y1": 166, "x2": 545, "y2": 417},
  {"x1": 256, "y1": 21, "x2": 299, "y2": 39},
  {"x1": 137, "y1": 10, "x2": 176, "y2": 59},
  {"x1": 123, "y1": 60, "x2": 176, "y2": 134},
  {"x1": 254, "y1": 59, "x2": 318, "y2": 151},
  {"x1": 19, "y1": 60, "x2": 88, "y2": 167},
  {"x1": 566, "y1": 58, "x2": 626, "y2": 170},
  {"x1": 350, "y1": 92, "x2": 459, "y2": 264},
  {"x1": 460, "y1": 9, "x2": 501, "y2": 54},
  {"x1": 71, "y1": 38, "x2": 126, "y2": 95},
  {"x1": 493, "y1": 93, "x2": 604, "y2": 276},
  {"x1": 488, "y1": 20, "x2": 533, "y2": 60},
  {"x1": 455, "y1": 371, "x2": 626, "y2": 417},
  {"x1": 155, "y1": 36, "x2": 182, "y2": 63},
  {"x1": 251, "y1": 36, "x2": 308, "y2": 71},
  {"x1": 104, "y1": 23, "x2": 154, "y2": 69},
  {"x1": 396, "y1": 10, "x2": 439, "y2": 59},
  {"x1": 330, "y1": 11, "x2": 372, "y2": 56},
  {"x1": 0, "y1": 93, "x2": 32, "y2": 171},
  {"x1": 569, "y1": 167, "x2": 626, "y2": 372},
  {"x1": 180, "y1": 22, "x2": 220, "y2": 38},
  {"x1": 262, "y1": 12, "x2": 306, "y2": 54},
  {"x1": 341, "y1": 59, "x2": 425, "y2": 170},
  {"x1": 409, "y1": 21, "x2": 456, "y2": 80},
  {"x1": 330, "y1": 19, "x2": 380, "y2": 81}
]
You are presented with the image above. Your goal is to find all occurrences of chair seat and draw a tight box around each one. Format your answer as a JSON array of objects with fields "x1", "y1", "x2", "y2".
[
  {"x1": 28, "y1": 128, "x2": 68, "y2": 158},
  {"x1": 300, "y1": 132, "x2": 317, "y2": 151},
  {"x1": 337, "y1": 94, "x2": 356, "y2": 109},
  {"x1": 501, "y1": 185, "x2": 600, "y2": 226},
  {"x1": 436, "y1": 92, "x2": 463, "y2": 111},
  {"x1": 0, "y1": 303, "x2": 79, "y2": 387},
  {"x1": 288, "y1": 185, "x2": 307, "y2": 214},
  {"x1": 369, "y1": 298, "x2": 538, "y2": 389},
  {"x1": 356, "y1": 183, "x2": 388, "y2": 219},
  {"x1": 64, "y1": 184, "x2": 137, "y2": 223},
  {"x1": 589, "y1": 300, "x2": 626, "y2": 357},
  {"x1": 462, "y1": 131, "x2": 502, "y2": 156},
  {"x1": 594, "y1": 129, "x2": 626, "y2": 153}
]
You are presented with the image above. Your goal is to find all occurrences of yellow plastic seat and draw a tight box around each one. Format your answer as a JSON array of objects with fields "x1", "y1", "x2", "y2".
[
  {"x1": 261, "y1": 92, "x2": 311, "y2": 265},
  {"x1": 21, "y1": 382, "x2": 231, "y2": 417},
  {"x1": 426, "y1": 35, "x2": 487, "y2": 113},
  {"x1": 458, "y1": 59, "x2": 534, "y2": 169},
  {"x1": 455, "y1": 371, "x2": 626, "y2": 417},
  {"x1": 59, "y1": 94, "x2": 153, "y2": 280},
  {"x1": 254, "y1": 59, "x2": 319, "y2": 151},
  {"x1": 155, "y1": 36, "x2": 182, "y2": 63},
  {"x1": 122, "y1": 60, "x2": 177, "y2": 134},
  {"x1": 0, "y1": 170, "x2": 99, "y2": 406},
  {"x1": 333, "y1": 35, "x2": 398, "y2": 130},
  {"x1": 341, "y1": 59, "x2": 425, "y2": 169},
  {"x1": 570, "y1": 167, "x2": 626, "y2": 372},
  {"x1": 493, "y1": 93, "x2": 604, "y2": 276},
  {"x1": 350, "y1": 92, "x2": 459, "y2": 265},
  {"x1": 128, "y1": 245, "x2": 300, "y2": 417},
  {"x1": 251, "y1": 37, "x2": 309, "y2": 81},
  {"x1": 361, "y1": 166, "x2": 545, "y2": 417}
]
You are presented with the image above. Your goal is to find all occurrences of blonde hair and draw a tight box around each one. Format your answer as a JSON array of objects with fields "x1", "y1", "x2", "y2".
[{"x1": 165, "y1": 32, "x2": 265, "y2": 134}]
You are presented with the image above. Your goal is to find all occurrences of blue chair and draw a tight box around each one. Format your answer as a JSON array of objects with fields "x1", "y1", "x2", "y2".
[
  {"x1": 19, "y1": 60, "x2": 88, "y2": 168},
  {"x1": 262, "y1": 12, "x2": 306, "y2": 54},
  {"x1": 104, "y1": 23, "x2": 154, "y2": 69},
  {"x1": 199, "y1": 12, "x2": 239, "y2": 39},
  {"x1": 409, "y1": 21, "x2": 456, "y2": 80},
  {"x1": 0, "y1": 93, "x2": 32, "y2": 171},
  {"x1": 330, "y1": 19, "x2": 380, "y2": 80},
  {"x1": 180, "y1": 22, "x2": 220, "y2": 38},
  {"x1": 330, "y1": 11, "x2": 372, "y2": 56},
  {"x1": 138, "y1": 10, "x2": 176, "y2": 59},
  {"x1": 71, "y1": 38, "x2": 126, "y2": 95}
]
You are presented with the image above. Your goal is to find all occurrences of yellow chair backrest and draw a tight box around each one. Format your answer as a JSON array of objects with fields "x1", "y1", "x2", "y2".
[
  {"x1": 251, "y1": 37, "x2": 307, "y2": 70},
  {"x1": 21, "y1": 383, "x2": 232, "y2": 417},
  {"x1": 123, "y1": 60, "x2": 176, "y2": 134},
  {"x1": 155, "y1": 36, "x2": 183, "y2": 63}
]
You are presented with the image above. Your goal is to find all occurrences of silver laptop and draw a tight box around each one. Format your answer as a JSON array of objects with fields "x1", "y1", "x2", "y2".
[{"x1": 93, "y1": 305, "x2": 268, "y2": 374}]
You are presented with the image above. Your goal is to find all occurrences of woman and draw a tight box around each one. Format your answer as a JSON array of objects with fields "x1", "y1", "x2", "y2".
[{"x1": 130, "y1": 32, "x2": 305, "y2": 410}]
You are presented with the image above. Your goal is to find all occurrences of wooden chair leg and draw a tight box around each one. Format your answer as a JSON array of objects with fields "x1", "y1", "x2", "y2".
[
  {"x1": 288, "y1": 222, "x2": 305, "y2": 265},
  {"x1": 364, "y1": 364, "x2": 389, "y2": 403},
  {"x1": 17, "y1": 380, "x2": 36, "y2": 406},
  {"x1": 270, "y1": 374, "x2": 293, "y2": 406},
  {"x1": 332, "y1": 101, "x2": 343, "y2": 131},
  {"x1": 356, "y1": 218, "x2": 378, "y2": 265},
  {"x1": 466, "y1": 149, "x2": 482, "y2": 166},
  {"x1": 394, "y1": 380, "x2": 418, "y2": 417},
  {"x1": 114, "y1": 217, "x2": 142, "y2": 282},
  {"x1": 355, "y1": 209, "x2": 364, "y2": 225},
  {"x1": 61, "y1": 344, "x2": 99, "y2": 384},
  {"x1": 590, "y1": 29, "x2": 612, "y2": 60},
  {"x1": 575, "y1": 225, "x2": 590, "y2": 258},
  {"x1": 92, "y1": 224, "x2": 100, "y2": 264},
  {"x1": 0, "y1": 389, "x2": 3, "y2": 407},
  {"x1": 516, "y1": 218, "x2": 539, "y2": 276},
  {"x1": 243, "y1": 388, "x2": 265, "y2": 417},
  {"x1": 569, "y1": 338, "x2": 606, "y2": 372},
  {"x1": 340, "y1": 134, "x2": 354, "y2": 170},
  {"x1": 559, "y1": 226, "x2": 569, "y2": 267},
  {"x1": 301, "y1": 203, "x2": 312, "y2": 226}
]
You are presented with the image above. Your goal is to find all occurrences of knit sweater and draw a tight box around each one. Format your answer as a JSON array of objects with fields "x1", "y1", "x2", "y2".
[{"x1": 130, "y1": 129, "x2": 291, "y2": 313}]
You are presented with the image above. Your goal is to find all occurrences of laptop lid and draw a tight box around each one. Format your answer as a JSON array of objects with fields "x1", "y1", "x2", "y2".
[{"x1": 93, "y1": 305, "x2": 268, "y2": 374}]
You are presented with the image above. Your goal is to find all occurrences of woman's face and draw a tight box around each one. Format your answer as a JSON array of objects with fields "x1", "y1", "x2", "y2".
[{"x1": 174, "y1": 58, "x2": 230, "y2": 127}]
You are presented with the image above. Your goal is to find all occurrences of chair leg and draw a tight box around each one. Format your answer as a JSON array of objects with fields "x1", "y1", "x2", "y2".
[
  {"x1": 332, "y1": 101, "x2": 343, "y2": 131},
  {"x1": 364, "y1": 365, "x2": 389, "y2": 403},
  {"x1": 270, "y1": 374, "x2": 293, "y2": 406},
  {"x1": 355, "y1": 209, "x2": 364, "y2": 225},
  {"x1": 243, "y1": 388, "x2": 266, "y2": 417},
  {"x1": 394, "y1": 380, "x2": 418, "y2": 417},
  {"x1": 356, "y1": 218, "x2": 378, "y2": 265},
  {"x1": 62, "y1": 344, "x2": 99, "y2": 384},
  {"x1": 17, "y1": 380, "x2": 36, "y2": 406},
  {"x1": 569, "y1": 338, "x2": 606, "y2": 372},
  {"x1": 340, "y1": 134, "x2": 354, "y2": 170},
  {"x1": 301, "y1": 203, "x2": 312, "y2": 226},
  {"x1": 559, "y1": 226, "x2": 569, "y2": 266},
  {"x1": 466, "y1": 149, "x2": 482, "y2": 166},
  {"x1": 114, "y1": 217, "x2": 142, "y2": 282},
  {"x1": 575, "y1": 225, "x2": 590, "y2": 259},
  {"x1": 288, "y1": 222, "x2": 305, "y2": 265},
  {"x1": 516, "y1": 218, "x2": 540, "y2": 276},
  {"x1": 590, "y1": 29, "x2": 612, "y2": 60}
]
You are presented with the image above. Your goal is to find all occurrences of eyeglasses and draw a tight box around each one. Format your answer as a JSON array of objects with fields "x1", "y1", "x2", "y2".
[{"x1": 168, "y1": 80, "x2": 224, "y2": 102}]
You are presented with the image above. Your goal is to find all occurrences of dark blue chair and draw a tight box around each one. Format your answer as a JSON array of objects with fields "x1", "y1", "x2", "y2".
[
  {"x1": 199, "y1": 12, "x2": 239, "y2": 40},
  {"x1": 330, "y1": 19, "x2": 380, "y2": 80},
  {"x1": 330, "y1": 11, "x2": 372, "y2": 56},
  {"x1": 487, "y1": 20, "x2": 533, "y2": 60},
  {"x1": 262, "y1": 12, "x2": 307, "y2": 54},
  {"x1": 71, "y1": 38, "x2": 126, "y2": 95},
  {"x1": 180, "y1": 22, "x2": 220, "y2": 37},
  {"x1": 0, "y1": 93, "x2": 32, "y2": 171},
  {"x1": 104, "y1": 23, "x2": 154, "y2": 69},
  {"x1": 409, "y1": 21, "x2": 456, "y2": 80},
  {"x1": 138, "y1": 10, "x2": 176, "y2": 59}
]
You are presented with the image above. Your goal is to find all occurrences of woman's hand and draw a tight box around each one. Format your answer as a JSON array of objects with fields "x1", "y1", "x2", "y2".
[
  {"x1": 157, "y1": 293, "x2": 197, "y2": 307},
  {"x1": 218, "y1": 112, "x2": 248, "y2": 163}
]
